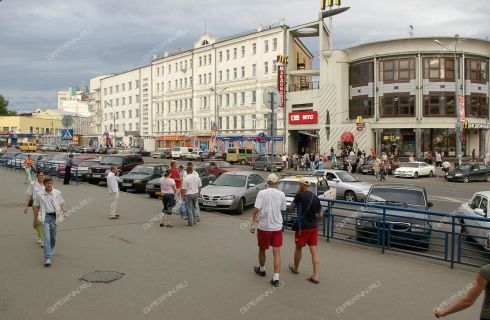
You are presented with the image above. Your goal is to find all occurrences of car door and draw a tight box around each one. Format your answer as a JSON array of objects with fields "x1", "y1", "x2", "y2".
[
  {"x1": 474, "y1": 196, "x2": 489, "y2": 246},
  {"x1": 243, "y1": 175, "x2": 258, "y2": 205},
  {"x1": 465, "y1": 194, "x2": 483, "y2": 237},
  {"x1": 419, "y1": 163, "x2": 428, "y2": 176},
  {"x1": 477, "y1": 165, "x2": 487, "y2": 181}
]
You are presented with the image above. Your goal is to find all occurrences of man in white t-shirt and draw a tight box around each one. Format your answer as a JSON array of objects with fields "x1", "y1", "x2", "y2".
[
  {"x1": 250, "y1": 173, "x2": 287, "y2": 287},
  {"x1": 182, "y1": 167, "x2": 202, "y2": 226},
  {"x1": 107, "y1": 166, "x2": 120, "y2": 219}
]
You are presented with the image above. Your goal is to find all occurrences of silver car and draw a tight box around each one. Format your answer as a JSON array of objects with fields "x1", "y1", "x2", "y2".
[
  {"x1": 198, "y1": 171, "x2": 266, "y2": 214},
  {"x1": 311, "y1": 169, "x2": 372, "y2": 202}
]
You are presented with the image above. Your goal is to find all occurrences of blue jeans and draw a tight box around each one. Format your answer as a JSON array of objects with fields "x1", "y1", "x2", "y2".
[
  {"x1": 42, "y1": 214, "x2": 57, "y2": 259},
  {"x1": 185, "y1": 194, "x2": 198, "y2": 226}
]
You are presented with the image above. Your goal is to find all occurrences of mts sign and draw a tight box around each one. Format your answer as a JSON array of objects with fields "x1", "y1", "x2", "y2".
[{"x1": 288, "y1": 111, "x2": 318, "y2": 125}]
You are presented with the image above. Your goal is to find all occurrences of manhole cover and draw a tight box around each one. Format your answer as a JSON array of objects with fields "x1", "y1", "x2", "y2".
[{"x1": 80, "y1": 271, "x2": 125, "y2": 283}]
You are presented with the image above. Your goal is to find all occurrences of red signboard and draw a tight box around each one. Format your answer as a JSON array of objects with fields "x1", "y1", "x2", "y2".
[
  {"x1": 459, "y1": 95, "x2": 465, "y2": 122},
  {"x1": 288, "y1": 111, "x2": 318, "y2": 125},
  {"x1": 277, "y1": 65, "x2": 285, "y2": 107}
]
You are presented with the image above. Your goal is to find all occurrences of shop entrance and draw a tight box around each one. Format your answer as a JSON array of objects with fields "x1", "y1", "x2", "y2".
[{"x1": 290, "y1": 131, "x2": 319, "y2": 155}]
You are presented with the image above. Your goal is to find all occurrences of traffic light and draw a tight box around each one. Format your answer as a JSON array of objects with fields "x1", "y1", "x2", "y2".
[{"x1": 463, "y1": 120, "x2": 469, "y2": 129}]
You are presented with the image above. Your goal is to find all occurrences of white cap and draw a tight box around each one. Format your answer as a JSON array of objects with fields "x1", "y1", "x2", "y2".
[{"x1": 267, "y1": 173, "x2": 279, "y2": 184}]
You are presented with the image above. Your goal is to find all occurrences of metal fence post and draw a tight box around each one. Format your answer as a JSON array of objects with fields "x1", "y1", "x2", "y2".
[
  {"x1": 325, "y1": 201, "x2": 330, "y2": 241},
  {"x1": 381, "y1": 208, "x2": 386, "y2": 254},
  {"x1": 450, "y1": 216, "x2": 456, "y2": 269}
]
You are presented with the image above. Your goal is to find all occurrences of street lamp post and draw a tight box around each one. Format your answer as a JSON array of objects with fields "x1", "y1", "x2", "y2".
[
  {"x1": 105, "y1": 101, "x2": 116, "y2": 147},
  {"x1": 435, "y1": 35, "x2": 462, "y2": 165},
  {"x1": 210, "y1": 87, "x2": 228, "y2": 150}
]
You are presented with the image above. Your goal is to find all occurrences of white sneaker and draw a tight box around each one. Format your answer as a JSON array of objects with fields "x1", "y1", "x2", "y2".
[
  {"x1": 51, "y1": 249, "x2": 56, "y2": 255},
  {"x1": 44, "y1": 259, "x2": 51, "y2": 267},
  {"x1": 37, "y1": 238, "x2": 42, "y2": 244}
]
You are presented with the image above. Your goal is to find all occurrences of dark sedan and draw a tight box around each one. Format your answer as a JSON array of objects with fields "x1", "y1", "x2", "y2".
[
  {"x1": 145, "y1": 167, "x2": 216, "y2": 198},
  {"x1": 199, "y1": 152, "x2": 215, "y2": 161},
  {"x1": 196, "y1": 160, "x2": 236, "y2": 176},
  {"x1": 446, "y1": 164, "x2": 490, "y2": 183},
  {"x1": 118, "y1": 164, "x2": 167, "y2": 192},
  {"x1": 361, "y1": 160, "x2": 400, "y2": 175}
]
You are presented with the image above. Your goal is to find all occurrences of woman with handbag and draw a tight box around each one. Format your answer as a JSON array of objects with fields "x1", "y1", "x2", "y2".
[
  {"x1": 159, "y1": 169, "x2": 176, "y2": 228},
  {"x1": 23, "y1": 170, "x2": 45, "y2": 246}
]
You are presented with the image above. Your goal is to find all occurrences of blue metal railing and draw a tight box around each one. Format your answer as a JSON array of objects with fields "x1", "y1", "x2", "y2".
[{"x1": 283, "y1": 198, "x2": 490, "y2": 269}]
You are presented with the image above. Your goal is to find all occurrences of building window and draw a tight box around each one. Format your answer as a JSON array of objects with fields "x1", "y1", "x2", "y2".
[
  {"x1": 349, "y1": 96, "x2": 374, "y2": 119},
  {"x1": 122, "y1": 97, "x2": 125, "y2": 105},
  {"x1": 252, "y1": 64, "x2": 256, "y2": 76},
  {"x1": 272, "y1": 61, "x2": 277, "y2": 73},
  {"x1": 466, "y1": 58, "x2": 488, "y2": 83},
  {"x1": 136, "y1": 80, "x2": 140, "y2": 88},
  {"x1": 264, "y1": 40, "x2": 269, "y2": 53},
  {"x1": 252, "y1": 91, "x2": 256, "y2": 103},
  {"x1": 115, "y1": 85, "x2": 119, "y2": 93},
  {"x1": 241, "y1": 115, "x2": 245, "y2": 129},
  {"x1": 219, "y1": 71, "x2": 223, "y2": 81},
  {"x1": 122, "y1": 83, "x2": 125, "y2": 91},
  {"x1": 233, "y1": 68, "x2": 237, "y2": 79},
  {"x1": 225, "y1": 94, "x2": 230, "y2": 106},
  {"x1": 104, "y1": 88, "x2": 107, "y2": 95},
  {"x1": 241, "y1": 46, "x2": 245, "y2": 57},
  {"x1": 379, "y1": 58, "x2": 415, "y2": 82},
  {"x1": 199, "y1": 56, "x2": 202, "y2": 66},
  {"x1": 264, "y1": 62, "x2": 269, "y2": 74},
  {"x1": 423, "y1": 57, "x2": 454, "y2": 81},
  {"x1": 199, "y1": 75, "x2": 202, "y2": 85},
  {"x1": 208, "y1": 73, "x2": 211, "y2": 83},
  {"x1": 423, "y1": 94, "x2": 456, "y2": 116},
  {"x1": 349, "y1": 62, "x2": 374, "y2": 87},
  {"x1": 109, "y1": 87, "x2": 113, "y2": 94},
  {"x1": 226, "y1": 50, "x2": 230, "y2": 60},
  {"x1": 233, "y1": 92, "x2": 237, "y2": 106},
  {"x1": 233, "y1": 116, "x2": 237, "y2": 128},
  {"x1": 129, "y1": 110, "x2": 132, "y2": 118},
  {"x1": 208, "y1": 54, "x2": 212, "y2": 64},
  {"x1": 226, "y1": 69, "x2": 230, "y2": 81},
  {"x1": 252, "y1": 43, "x2": 256, "y2": 55},
  {"x1": 241, "y1": 66, "x2": 245, "y2": 78},
  {"x1": 380, "y1": 94, "x2": 416, "y2": 117},
  {"x1": 233, "y1": 48, "x2": 237, "y2": 59},
  {"x1": 218, "y1": 117, "x2": 222, "y2": 130},
  {"x1": 226, "y1": 117, "x2": 230, "y2": 129},
  {"x1": 128, "y1": 82, "x2": 132, "y2": 90},
  {"x1": 252, "y1": 115, "x2": 256, "y2": 129},
  {"x1": 240, "y1": 92, "x2": 245, "y2": 105},
  {"x1": 467, "y1": 94, "x2": 489, "y2": 118},
  {"x1": 203, "y1": 74, "x2": 206, "y2": 84},
  {"x1": 273, "y1": 38, "x2": 277, "y2": 51},
  {"x1": 219, "y1": 51, "x2": 222, "y2": 62}
]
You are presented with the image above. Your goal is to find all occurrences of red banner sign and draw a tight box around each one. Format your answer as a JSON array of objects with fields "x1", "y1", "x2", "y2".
[
  {"x1": 459, "y1": 95, "x2": 465, "y2": 122},
  {"x1": 288, "y1": 111, "x2": 318, "y2": 125},
  {"x1": 277, "y1": 65, "x2": 285, "y2": 107}
]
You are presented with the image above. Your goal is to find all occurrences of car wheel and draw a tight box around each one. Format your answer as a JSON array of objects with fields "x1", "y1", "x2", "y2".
[
  {"x1": 240, "y1": 159, "x2": 246, "y2": 165},
  {"x1": 344, "y1": 191, "x2": 357, "y2": 202},
  {"x1": 264, "y1": 166, "x2": 268, "y2": 172},
  {"x1": 414, "y1": 172, "x2": 419, "y2": 179},
  {"x1": 149, "y1": 193, "x2": 158, "y2": 199},
  {"x1": 463, "y1": 176, "x2": 469, "y2": 183},
  {"x1": 486, "y1": 175, "x2": 490, "y2": 182},
  {"x1": 252, "y1": 165, "x2": 255, "y2": 170},
  {"x1": 120, "y1": 187, "x2": 127, "y2": 192},
  {"x1": 88, "y1": 179, "x2": 97, "y2": 185},
  {"x1": 429, "y1": 170, "x2": 434, "y2": 177},
  {"x1": 236, "y1": 198, "x2": 245, "y2": 215}
]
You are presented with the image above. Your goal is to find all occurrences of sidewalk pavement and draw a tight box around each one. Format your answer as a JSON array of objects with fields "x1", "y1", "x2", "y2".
[{"x1": 0, "y1": 169, "x2": 482, "y2": 320}]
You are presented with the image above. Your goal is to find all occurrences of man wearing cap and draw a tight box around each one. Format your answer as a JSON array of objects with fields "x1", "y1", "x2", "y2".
[
  {"x1": 250, "y1": 173, "x2": 287, "y2": 287},
  {"x1": 288, "y1": 178, "x2": 322, "y2": 284}
]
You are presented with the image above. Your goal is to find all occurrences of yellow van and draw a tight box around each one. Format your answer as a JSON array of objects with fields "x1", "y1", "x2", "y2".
[
  {"x1": 226, "y1": 148, "x2": 255, "y2": 164},
  {"x1": 19, "y1": 142, "x2": 37, "y2": 152}
]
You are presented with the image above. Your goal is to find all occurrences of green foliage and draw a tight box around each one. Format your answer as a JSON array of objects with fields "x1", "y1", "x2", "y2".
[{"x1": 0, "y1": 95, "x2": 17, "y2": 116}]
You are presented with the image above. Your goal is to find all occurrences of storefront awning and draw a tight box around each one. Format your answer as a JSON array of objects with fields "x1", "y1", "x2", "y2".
[
  {"x1": 341, "y1": 132, "x2": 355, "y2": 142},
  {"x1": 298, "y1": 131, "x2": 319, "y2": 138}
]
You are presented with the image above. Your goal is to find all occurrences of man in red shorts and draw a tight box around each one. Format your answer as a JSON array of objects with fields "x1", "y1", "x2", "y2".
[
  {"x1": 250, "y1": 173, "x2": 287, "y2": 287},
  {"x1": 288, "y1": 179, "x2": 322, "y2": 284}
]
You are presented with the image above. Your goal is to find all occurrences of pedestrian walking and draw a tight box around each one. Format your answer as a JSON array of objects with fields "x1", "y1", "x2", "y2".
[
  {"x1": 379, "y1": 161, "x2": 387, "y2": 181},
  {"x1": 373, "y1": 158, "x2": 381, "y2": 181},
  {"x1": 485, "y1": 151, "x2": 490, "y2": 166},
  {"x1": 23, "y1": 154, "x2": 34, "y2": 184},
  {"x1": 409, "y1": 153, "x2": 415, "y2": 162},
  {"x1": 287, "y1": 179, "x2": 322, "y2": 284},
  {"x1": 472, "y1": 149, "x2": 476, "y2": 162},
  {"x1": 63, "y1": 154, "x2": 74, "y2": 185},
  {"x1": 434, "y1": 263, "x2": 490, "y2": 319},
  {"x1": 24, "y1": 170, "x2": 45, "y2": 246},
  {"x1": 250, "y1": 173, "x2": 287, "y2": 287},
  {"x1": 181, "y1": 166, "x2": 202, "y2": 226},
  {"x1": 170, "y1": 161, "x2": 182, "y2": 201},
  {"x1": 159, "y1": 169, "x2": 176, "y2": 227},
  {"x1": 435, "y1": 151, "x2": 443, "y2": 168},
  {"x1": 107, "y1": 165, "x2": 120, "y2": 219},
  {"x1": 33, "y1": 177, "x2": 67, "y2": 266}
]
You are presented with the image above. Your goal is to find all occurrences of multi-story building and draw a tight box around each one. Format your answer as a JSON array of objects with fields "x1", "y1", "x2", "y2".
[
  {"x1": 285, "y1": 19, "x2": 490, "y2": 158},
  {"x1": 90, "y1": 21, "x2": 310, "y2": 152}
]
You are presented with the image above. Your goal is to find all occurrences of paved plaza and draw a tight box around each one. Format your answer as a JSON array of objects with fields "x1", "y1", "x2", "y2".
[{"x1": 0, "y1": 168, "x2": 483, "y2": 320}]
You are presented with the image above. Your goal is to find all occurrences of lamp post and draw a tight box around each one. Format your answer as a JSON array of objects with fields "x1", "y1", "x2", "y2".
[
  {"x1": 209, "y1": 87, "x2": 228, "y2": 150},
  {"x1": 435, "y1": 35, "x2": 462, "y2": 165},
  {"x1": 105, "y1": 101, "x2": 116, "y2": 147}
]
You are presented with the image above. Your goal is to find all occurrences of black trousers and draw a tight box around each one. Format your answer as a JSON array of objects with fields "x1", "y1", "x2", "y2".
[{"x1": 64, "y1": 166, "x2": 71, "y2": 184}]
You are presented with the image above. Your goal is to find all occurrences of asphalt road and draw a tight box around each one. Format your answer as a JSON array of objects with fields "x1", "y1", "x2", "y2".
[{"x1": 0, "y1": 166, "x2": 483, "y2": 320}]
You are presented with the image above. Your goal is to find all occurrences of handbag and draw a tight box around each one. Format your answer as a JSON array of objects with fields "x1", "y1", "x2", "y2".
[{"x1": 28, "y1": 198, "x2": 33, "y2": 207}]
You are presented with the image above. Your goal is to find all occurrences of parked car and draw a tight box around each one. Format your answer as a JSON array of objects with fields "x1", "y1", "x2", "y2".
[
  {"x1": 251, "y1": 155, "x2": 286, "y2": 172},
  {"x1": 152, "y1": 148, "x2": 172, "y2": 159},
  {"x1": 198, "y1": 171, "x2": 266, "y2": 214},
  {"x1": 183, "y1": 151, "x2": 203, "y2": 161},
  {"x1": 132, "y1": 147, "x2": 151, "y2": 157},
  {"x1": 199, "y1": 151, "x2": 216, "y2": 162},
  {"x1": 446, "y1": 164, "x2": 490, "y2": 183},
  {"x1": 87, "y1": 154, "x2": 144, "y2": 185},
  {"x1": 458, "y1": 191, "x2": 490, "y2": 250},
  {"x1": 118, "y1": 164, "x2": 167, "y2": 192},
  {"x1": 57, "y1": 156, "x2": 94, "y2": 177},
  {"x1": 172, "y1": 147, "x2": 194, "y2": 159},
  {"x1": 244, "y1": 154, "x2": 260, "y2": 165},
  {"x1": 196, "y1": 160, "x2": 236, "y2": 176},
  {"x1": 361, "y1": 160, "x2": 400, "y2": 175},
  {"x1": 7, "y1": 153, "x2": 49, "y2": 169},
  {"x1": 311, "y1": 169, "x2": 372, "y2": 202},
  {"x1": 73, "y1": 158, "x2": 101, "y2": 180},
  {"x1": 226, "y1": 148, "x2": 256, "y2": 164},
  {"x1": 95, "y1": 146, "x2": 108, "y2": 154},
  {"x1": 211, "y1": 152, "x2": 227, "y2": 160},
  {"x1": 146, "y1": 167, "x2": 216, "y2": 199},
  {"x1": 394, "y1": 161, "x2": 435, "y2": 178},
  {"x1": 355, "y1": 184, "x2": 433, "y2": 249},
  {"x1": 81, "y1": 146, "x2": 95, "y2": 153},
  {"x1": 277, "y1": 175, "x2": 335, "y2": 207},
  {"x1": 43, "y1": 153, "x2": 69, "y2": 174},
  {"x1": 0, "y1": 152, "x2": 20, "y2": 165}
]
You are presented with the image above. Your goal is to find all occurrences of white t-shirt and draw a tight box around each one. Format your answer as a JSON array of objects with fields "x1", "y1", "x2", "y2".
[
  {"x1": 254, "y1": 188, "x2": 287, "y2": 231},
  {"x1": 182, "y1": 174, "x2": 202, "y2": 195},
  {"x1": 160, "y1": 177, "x2": 176, "y2": 194},
  {"x1": 107, "y1": 171, "x2": 119, "y2": 193},
  {"x1": 26, "y1": 180, "x2": 45, "y2": 202}
]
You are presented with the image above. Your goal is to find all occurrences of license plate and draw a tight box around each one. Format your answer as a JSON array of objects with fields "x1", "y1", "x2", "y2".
[
  {"x1": 155, "y1": 191, "x2": 161, "y2": 196},
  {"x1": 363, "y1": 169, "x2": 368, "y2": 173},
  {"x1": 93, "y1": 174, "x2": 101, "y2": 178},
  {"x1": 122, "y1": 183, "x2": 131, "y2": 187},
  {"x1": 203, "y1": 201, "x2": 217, "y2": 207}
]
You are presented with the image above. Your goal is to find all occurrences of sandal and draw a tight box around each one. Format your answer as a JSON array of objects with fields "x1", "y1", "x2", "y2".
[
  {"x1": 167, "y1": 225, "x2": 173, "y2": 228},
  {"x1": 288, "y1": 263, "x2": 299, "y2": 274},
  {"x1": 159, "y1": 223, "x2": 164, "y2": 227},
  {"x1": 307, "y1": 277, "x2": 319, "y2": 284}
]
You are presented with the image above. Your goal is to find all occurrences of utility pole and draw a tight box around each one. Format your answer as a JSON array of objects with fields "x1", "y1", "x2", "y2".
[
  {"x1": 454, "y1": 34, "x2": 462, "y2": 166},
  {"x1": 270, "y1": 92, "x2": 275, "y2": 172}
]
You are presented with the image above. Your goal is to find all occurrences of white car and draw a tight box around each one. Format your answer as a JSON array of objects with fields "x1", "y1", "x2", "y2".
[
  {"x1": 183, "y1": 151, "x2": 203, "y2": 160},
  {"x1": 458, "y1": 191, "x2": 490, "y2": 250},
  {"x1": 394, "y1": 161, "x2": 435, "y2": 178}
]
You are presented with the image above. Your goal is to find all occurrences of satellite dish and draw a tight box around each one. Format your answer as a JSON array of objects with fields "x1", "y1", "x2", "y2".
[{"x1": 62, "y1": 115, "x2": 74, "y2": 128}]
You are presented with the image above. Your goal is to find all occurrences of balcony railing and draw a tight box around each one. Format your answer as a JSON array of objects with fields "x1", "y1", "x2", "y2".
[{"x1": 289, "y1": 81, "x2": 319, "y2": 92}]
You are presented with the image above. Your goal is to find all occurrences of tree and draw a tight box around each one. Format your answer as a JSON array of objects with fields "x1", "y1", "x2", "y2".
[{"x1": 0, "y1": 95, "x2": 17, "y2": 116}]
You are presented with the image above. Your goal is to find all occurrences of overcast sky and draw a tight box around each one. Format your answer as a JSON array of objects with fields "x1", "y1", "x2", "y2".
[{"x1": 1, "y1": 0, "x2": 489, "y2": 112}]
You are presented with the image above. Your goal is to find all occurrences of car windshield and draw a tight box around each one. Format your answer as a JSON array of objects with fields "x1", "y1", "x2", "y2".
[
  {"x1": 455, "y1": 164, "x2": 472, "y2": 171},
  {"x1": 130, "y1": 166, "x2": 154, "y2": 175},
  {"x1": 51, "y1": 154, "x2": 67, "y2": 161},
  {"x1": 81, "y1": 160, "x2": 99, "y2": 166},
  {"x1": 336, "y1": 172, "x2": 359, "y2": 182},
  {"x1": 217, "y1": 161, "x2": 231, "y2": 167},
  {"x1": 278, "y1": 181, "x2": 317, "y2": 197},
  {"x1": 402, "y1": 163, "x2": 419, "y2": 168},
  {"x1": 100, "y1": 157, "x2": 123, "y2": 165},
  {"x1": 367, "y1": 188, "x2": 426, "y2": 206},
  {"x1": 212, "y1": 174, "x2": 247, "y2": 187}
]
